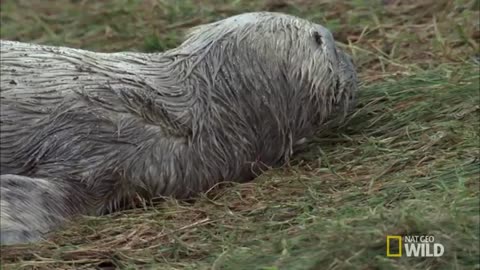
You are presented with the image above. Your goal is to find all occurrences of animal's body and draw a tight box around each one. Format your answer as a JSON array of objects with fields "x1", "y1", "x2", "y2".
[{"x1": 0, "y1": 12, "x2": 358, "y2": 245}]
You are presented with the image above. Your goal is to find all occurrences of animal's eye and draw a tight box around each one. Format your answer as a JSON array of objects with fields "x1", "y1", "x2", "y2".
[{"x1": 313, "y1": 31, "x2": 322, "y2": 46}]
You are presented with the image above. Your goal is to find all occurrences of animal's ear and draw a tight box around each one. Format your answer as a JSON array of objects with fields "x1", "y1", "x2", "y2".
[{"x1": 313, "y1": 31, "x2": 323, "y2": 46}]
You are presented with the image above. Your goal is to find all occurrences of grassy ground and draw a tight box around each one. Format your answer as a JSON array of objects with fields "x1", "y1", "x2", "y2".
[{"x1": 0, "y1": 0, "x2": 479, "y2": 269}]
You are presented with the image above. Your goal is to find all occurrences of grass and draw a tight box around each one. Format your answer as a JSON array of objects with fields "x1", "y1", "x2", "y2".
[{"x1": 0, "y1": 0, "x2": 479, "y2": 269}]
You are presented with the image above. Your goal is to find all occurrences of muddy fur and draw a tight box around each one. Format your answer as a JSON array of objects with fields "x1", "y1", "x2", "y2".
[{"x1": 0, "y1": 12, "x2": 358, "y2": 244}]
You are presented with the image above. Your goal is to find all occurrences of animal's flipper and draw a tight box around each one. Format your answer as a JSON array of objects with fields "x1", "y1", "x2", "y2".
[{"x1": 0, "y1": 174, "x2": 92, "y2": 245}]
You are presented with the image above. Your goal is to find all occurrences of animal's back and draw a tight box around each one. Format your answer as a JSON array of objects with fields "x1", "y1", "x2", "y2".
[
  {"x1": 0, "y1": 41, "x2": 194, "y2": 244},
  {"x1": 1, "y1": 41, "x2": 120, "y2": 175}
]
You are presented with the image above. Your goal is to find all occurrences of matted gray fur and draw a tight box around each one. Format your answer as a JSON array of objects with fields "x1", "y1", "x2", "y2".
[{"x1": 0, "y1": 12, "x2": 358, "y2": 245}]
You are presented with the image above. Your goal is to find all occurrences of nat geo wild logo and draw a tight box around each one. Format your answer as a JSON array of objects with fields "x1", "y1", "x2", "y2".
[{"x1": 386, "y1": 235, "x2": 445, "y2": 258}]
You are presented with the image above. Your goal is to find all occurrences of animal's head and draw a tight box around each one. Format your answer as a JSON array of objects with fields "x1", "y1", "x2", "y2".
[{"x1": 172, "y1": 12, "x2": 358, "y2": 142}]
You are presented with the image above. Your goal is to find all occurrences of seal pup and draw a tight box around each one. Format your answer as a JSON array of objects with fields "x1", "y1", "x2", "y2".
[{"x1": 0, "y1": 12, "x2": 358, "y2": 245}]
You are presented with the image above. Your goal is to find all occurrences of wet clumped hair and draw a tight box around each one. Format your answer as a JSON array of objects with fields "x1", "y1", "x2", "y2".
[{"x1": 0, "y1": 12, "x2": 358, "y2": 244}]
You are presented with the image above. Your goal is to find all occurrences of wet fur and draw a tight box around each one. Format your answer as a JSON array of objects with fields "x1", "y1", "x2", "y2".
[{"x1": 0, "y1": 12, "x2": 358, "y2": 244}]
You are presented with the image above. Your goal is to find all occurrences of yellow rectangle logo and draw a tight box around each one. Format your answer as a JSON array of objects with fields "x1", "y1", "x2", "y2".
[{"x1": 386, "y1": 236, "x2": 402, "y2": 257}]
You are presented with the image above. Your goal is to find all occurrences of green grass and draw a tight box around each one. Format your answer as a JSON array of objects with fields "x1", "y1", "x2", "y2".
[{"x1": 1, "y1": 0, "x2": 479, "y2": 269}]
